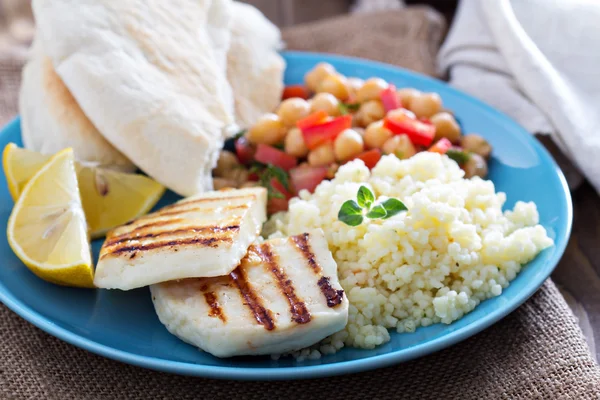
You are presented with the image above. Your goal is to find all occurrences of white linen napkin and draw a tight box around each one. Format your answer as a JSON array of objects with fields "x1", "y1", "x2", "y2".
[{"x1": 438, "y1": 0, "x2": 600, "y2": 193}]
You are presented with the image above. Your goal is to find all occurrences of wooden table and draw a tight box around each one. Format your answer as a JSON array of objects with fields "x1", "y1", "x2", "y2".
[{"x1": 552, "y1": 181, "x2": 600, "y2": 361}]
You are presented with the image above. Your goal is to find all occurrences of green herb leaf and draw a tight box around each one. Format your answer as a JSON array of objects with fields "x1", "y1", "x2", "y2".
[
  {"x1": 380, "y1": 198, "x2": 408, "y2": 219},
  {"x1": 267, "y1": 165, "x2": 291, "y2": 192},
  {"x1": 254, "y1": 163, "x2": 291, "y2": 199},
  {"x1": 338, "y1": 103, "x2": 349, "y2": 115},
  {"x1": 446, "y1": 149, "x2": 471, "y2": 166},
  {"x1": 233, "y1": 129, "x2": 247, "y2": 140},
  {"x1": 366, "y1": 204, "x2": 387, "y2": 219},
  {"x1": 338, "y1": 200, "x2": 364, "y2": 226},
  {"x1": 338, "y1": 102, "x2": 361, "y2": 115},
  {"x1": 268, "y1": 190, "x2": 285, "y2": 199},
  {"x1": 356, "y1": 186, "x2": 374, "y2": 209}
]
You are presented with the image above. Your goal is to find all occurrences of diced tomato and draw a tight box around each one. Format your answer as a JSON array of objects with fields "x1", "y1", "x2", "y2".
[
  {"x1": 234, "y1": 137, "x2": 255, "y2": 165},
  {"x1": 271, "y1": 178, "x2": 295, "y2": 199},
  {"x1": 380, "y1": 85, "x2": 402, "y2": 112},
  {"x1": 301, "y1": 115, "x2": 353, "y2": 150},
  {"x1": 290, "y1": 166, "x2": 328, "y2": 194},
  {"x1": 428, "y1": 138, "x2": 453, "y2": 154},
  {"x1": 351, "y1": 149, "x2": 382, "y2": 169},
  {"x1": 296, "y1": 110, "x2": 329, "y2": 131},
  {"x1": 254, "y1": 144, "x2": 298, "y2": 171},
  {"x1": 282, "y1": 85, "x2": 310, "y2": 100},
  {"x1": 267, "y1": 198, "x2": 289, "y2": 214},
  {"x1": 248, "y1": 172, "x2": 259, "y2": 181},
  {"x1": 383, "y1": 113, "x2": 436, "y2": 147},
  {"x1": 267, "y1": 178, "x2": 295, "y2": 214}
]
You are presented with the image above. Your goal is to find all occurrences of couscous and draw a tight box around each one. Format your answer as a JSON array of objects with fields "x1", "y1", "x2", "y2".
[{"x1": 266, "y1": 152, "x2": 553, "y2": 359}]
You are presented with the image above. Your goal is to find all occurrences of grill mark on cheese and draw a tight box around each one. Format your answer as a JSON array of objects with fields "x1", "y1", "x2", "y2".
[
  {"x1": 257, "y1": 244, "x2": 311, "y2": 325},
  {"x1": 105, "y1": 218, "x2": 185, "y2": 244},
  {"x1": 290, "y1": 233, "x2": 321, "y2": 273},
  {"x1": 104, "y1": 225, "x2": 240, "y2": 248},
  {"x1": 230, "y1": 266, "x2": 275, "y2": 330},
  {"x1": 317, "y1": 277, "x2": 345, "y2": 308},
  {"x1": 100, "y1": 236, "x2": 232, "y2": 259},
  {"x1": 290, "y1": 233, "x2": 345, "y2": 308},
  {"x1": 200, "y1": 286, "x2": 226, "y2": 323}
]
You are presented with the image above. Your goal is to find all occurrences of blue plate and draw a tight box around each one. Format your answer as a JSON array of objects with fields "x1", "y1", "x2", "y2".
[{"x1": 0, "y1": 52, "x2": 572, "y2": 380}]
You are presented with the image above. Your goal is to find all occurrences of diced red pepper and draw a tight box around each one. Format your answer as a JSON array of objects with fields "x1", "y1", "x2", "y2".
[
  {"x1": 383, "y1": 113, "x2": 436, "y2": 147},
  {"x1": 234, "y1": 137, "x2": 255, "y2": 165},
  {"x1": 301, "y1": 115, "x2": 352, "y2": 150},
  {"x1": 380, "y1": 85, "x2": 402, "y2": 112},
  {"x1": 296, "y1": 110, "x2": 329, "y2": 131},
  {"x1": 351, "y1": 149, "x2": 382, "y2": 169},
  {"x1": 254, "y1": 144, "x2": 298, "y2": 171},
  {"x1": 282, "y1": 85, "x2": 310, "y2": 100},
  {"x1": 290, "y1": 166, "x2": 328, "y2": 194},
  {"x1": 428, "y1": 138, "x2": 453, "y2": 154}
]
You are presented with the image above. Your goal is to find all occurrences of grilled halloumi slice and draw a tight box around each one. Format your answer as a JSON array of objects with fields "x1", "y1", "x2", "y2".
[
  {"x1": 94, "y1": 187, "x2": 267, "y2": 290},
  {"x1": 150, "y1": 229, "x2": 349, "y2": 358}
]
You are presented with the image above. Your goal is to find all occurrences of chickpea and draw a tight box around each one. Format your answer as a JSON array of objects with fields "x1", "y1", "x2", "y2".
[
  {"x1": 397, "y1": 88, "x2": 421, "y2": 109},
  {"x1": 356, "y1": 78, "x2": 388, "y2": 103},
  {"x1": 284, "y1": 127, "x2": 309, "y2": 158},
  {"x1": 317, "y1": 73, "x2": 351, "y2": 101},
  {"x1": 382, "y1": 134, "x2": 416, "y2": 159},
  {"x1": 307, "y1": 142, "x2": 336, "y2": 167},
  {"x1": 387, "y1": 107, "x2": 416, "y2": 121},
  {"x1": 334, "y1": 129, "x2": 364, "y2": 162},
  {"x1": 463, "y1": 153, "x2": 488, "y2": 178},
  {"x1": 222, "y1": 167, "x2": 249, "y2": 184},
  {"x1": 347, "y1": 77, "x2": 365, "y2": 97},
  {"x1": 277, "y1": 98, "x2": 310, "y2": 127},
  {"x1": 431, "y1": 112, "x2": 461, "y2": 143},
  {"x1": 213, "y1": 150, "x2": 240, "y2": 177},
  {"x1": 408, "y1": 92, "x2": 442, "y2": 119},
  {"x1": 246, "y1": 113, "x2": 287, "y2": 145},
  {"x1": 240, "y1": 181, "x2": 260, "y2": 188},
  {"x1": 213, "y1": 177, "x2": 237, "y2": 190},
  {"x1": 327, "y1": 163, "x2": 340, "y2": 179},
  {"x1": 460, "y1": 134, "x2": 492, "y2": 159},
  {"x1": 353, "y1": 127, "x2": 366, "y2": 137},
  {"x1": 309, "y1": 92, "x2": 340, "y2": 116},
  {"x1": 356, "y1": 100, "x2": 385, "y2": 127},
  {"x1": 364, "y1": 120, "x2": 393, "y2": 149},
  {"x1": 305, "y1": 62, "x2": 336, "y2": 92}
]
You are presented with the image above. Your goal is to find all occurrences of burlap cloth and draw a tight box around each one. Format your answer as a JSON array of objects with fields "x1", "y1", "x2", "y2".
[{"x1": 1, "y1": 6, "x2": 599, "y2": 399}]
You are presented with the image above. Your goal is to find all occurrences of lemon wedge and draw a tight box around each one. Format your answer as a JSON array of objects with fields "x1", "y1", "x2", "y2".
[
  {"x1": 7, "y1": 148, "x2": 94, "y2": 287},
  {"x1": 3, "y1": 142, "x2": 50, "y2": 199},
  {"x1": 3, "y1": 144, "x2": 165, "y2": 238}
]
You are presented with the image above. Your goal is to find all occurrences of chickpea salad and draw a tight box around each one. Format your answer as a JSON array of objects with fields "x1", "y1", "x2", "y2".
[{"x1": 213, "y1": 62, "x2": 492, "y2": 214}]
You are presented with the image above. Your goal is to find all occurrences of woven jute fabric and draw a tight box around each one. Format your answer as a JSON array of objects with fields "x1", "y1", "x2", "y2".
[
  {"x1": 2, "y1": 281, "x2": 599, "y2": 399},
  {"x1": 282, "y1": 7, "x2": 446, "y2": 77},
  {"x1": 1, "y1": 6, "x2": 599, "y2": 400}
]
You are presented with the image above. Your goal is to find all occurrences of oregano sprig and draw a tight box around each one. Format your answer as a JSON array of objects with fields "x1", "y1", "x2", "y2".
[{"x1": 338, "y1": 186, "x2": 407, "y2": 226}]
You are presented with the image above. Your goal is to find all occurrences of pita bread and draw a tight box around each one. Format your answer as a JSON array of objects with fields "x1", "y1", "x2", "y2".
[
  {"x1": 19, "y1": 39, "x2": 135, "y2": 171},
  {"x1": 227, "y1": 2, "x2": 285, "y2": 128},
  {"x1": 32, "y1": 0, "x2": 236, "y2": 196}
]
